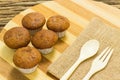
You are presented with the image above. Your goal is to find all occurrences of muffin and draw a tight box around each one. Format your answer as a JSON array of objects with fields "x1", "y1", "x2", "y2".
[
  {"x1": 22, "y1": 12, "x2": 46, "y2": 35},
  {"x1": 46, "y1": 15, "x2": 70, "y2": 38},
  {"x1": 13, "y1": 46, "x2": 42, "y2": 74},
  {"x1": 31, "y1": 29, "x2": 58, "y2": 54},
  {"x1": 4, "y1": 27, "x2": 30, "y2": 49}
]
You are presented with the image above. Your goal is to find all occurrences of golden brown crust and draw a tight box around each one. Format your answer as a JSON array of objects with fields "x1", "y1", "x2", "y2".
[
  {"x1": 31, "y1": 29, "x2": 58, "y2": 49},
  {"x1": 22, "y1": 12, "x2": 46, "y2": 30},
  {"x1": 13, "y1": 46, "x2": 41, "y2": 69},
  {"x1": 4, "y1": 27, "x2": 30, "y2": 49},
  {"x1": 46, "y1": 15, "x2": 70, "y2": 32}
]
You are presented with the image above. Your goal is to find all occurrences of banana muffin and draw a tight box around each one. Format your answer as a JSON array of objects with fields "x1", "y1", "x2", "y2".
[
  {"x1": 31, "y1": 29, "x2": 58, "y2": 54},
  {"x1": 46, "y1": 15, "x2": 70, "y2": 38},
  {"x1": 13, "y1": 46, "x2": 42, "y2": 74},
  {"x1": 22, "y1": 12, "x2": 46, "y2": 35},
  {"x1": 4, "y1": 27, "x2": 30, "y2": 49}
]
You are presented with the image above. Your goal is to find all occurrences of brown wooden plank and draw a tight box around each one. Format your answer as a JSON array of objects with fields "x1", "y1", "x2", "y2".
[
  {"x1": 0, "y1": 29, "x2": 6, "y2": 41},
  {"x1": 31, "y1": 4, "x2": 83, "y2": 36},
  {"x1": 12, "y1": 14, "x2": 24, "y2": 26},
  {"x1": 38, "y1": 55, "x2": 51, "y2": 73},
  {"x1": 55, "y1": 0, "x2": 96, "y2": 21},
  {"x1": 55, "y1": 0, "x2": 119, "y2": 28}
]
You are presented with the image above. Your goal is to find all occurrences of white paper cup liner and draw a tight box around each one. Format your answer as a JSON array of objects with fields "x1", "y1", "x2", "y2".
[
  {"x1": 39, "y1": 47, "x2": 53, "y2": 54},
  {"x1": 17, "y1": 65, "x2": 38, "y2": 74},
  {"x1": 56, "y1": 31, "x2": 65, "y2": 38}
]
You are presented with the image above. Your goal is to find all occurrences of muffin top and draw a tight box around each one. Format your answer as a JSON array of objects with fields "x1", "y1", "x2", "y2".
[
  {"x1": 4, "y1": 27, "x2": 30, "y2": 49},
  {"x1": 13, "y1": 46, "x2": 41, "y2": 69},
  {"x1": 46, "y1": 15, "x2": 70, "y2": 32},
  {"x1": 22, "y1": 12, "x2": 46, "y2": 30},
  {"x1": 31, "y1": 29, "x2": 58, "y2": 49}
]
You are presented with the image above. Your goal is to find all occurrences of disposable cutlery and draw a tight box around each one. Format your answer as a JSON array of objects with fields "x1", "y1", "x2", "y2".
[
  {"x1": 82, "y1": 47, "x2": 114, "y2": 80},
  {"x1": 60, "y1": 39, "x2": 99, "y2": 80}
]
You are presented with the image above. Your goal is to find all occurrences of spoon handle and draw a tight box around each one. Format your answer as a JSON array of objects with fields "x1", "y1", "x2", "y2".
[{"x1": 60, "y1": 59, "x2": 82, "y2": 80}]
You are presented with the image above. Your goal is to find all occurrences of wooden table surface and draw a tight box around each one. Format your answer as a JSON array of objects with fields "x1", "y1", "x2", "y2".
[{"x1": 0, "y1": 0, "x2": 120, "y2": 29}]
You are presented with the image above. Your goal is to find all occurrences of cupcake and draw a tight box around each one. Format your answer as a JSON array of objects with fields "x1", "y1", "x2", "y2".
[
  {"x1": 22, "y1": 12, "x2": 46, "y2": 35},
  {"x1": 13, "y1": 46, "x2": 42, "y2": 74},
  {"x1": 4, "y1": 27, "x2": 30, "y2": 49},
  {"x1": 46, "y1": 15, "x2": 70, "y2": 38},
  {"x1": 31, "y1": 29, "x2": 58, "y2": 54}
]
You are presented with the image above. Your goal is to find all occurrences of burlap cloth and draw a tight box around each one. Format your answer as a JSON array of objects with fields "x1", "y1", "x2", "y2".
[{"x1": 47, "y1": 18, "x2": 120, "y2": 80}]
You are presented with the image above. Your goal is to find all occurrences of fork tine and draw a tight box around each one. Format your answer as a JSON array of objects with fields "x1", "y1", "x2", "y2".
[
  {"x1": 97, "y1": 47, "x2": 109, "y2": 59},
  {"x1": 104, "y1": 49, "x2": 114, "y2": 64},
  {"x1": 100, "y1": 48, "x2": 112, "y2": 61}
]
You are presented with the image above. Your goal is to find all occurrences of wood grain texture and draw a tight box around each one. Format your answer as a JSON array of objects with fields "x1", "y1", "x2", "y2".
[
  {"x1": 0, "y1": 0, "x2": 120, "y2": 27},
  {"x1": 0, "y1": 57, "x2": 29, "y2": 80},
  {"x1": 0, "y1": 0, "x2": 120, "y2": 80},
  {"x1": 0, "y1": 0, "x2": 51, "y2": 27}
]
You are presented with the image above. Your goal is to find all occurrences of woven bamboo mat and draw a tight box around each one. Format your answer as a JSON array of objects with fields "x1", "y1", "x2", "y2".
[{"x1": 0, "y1": 0, "x2": 120, "y2": 29}]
